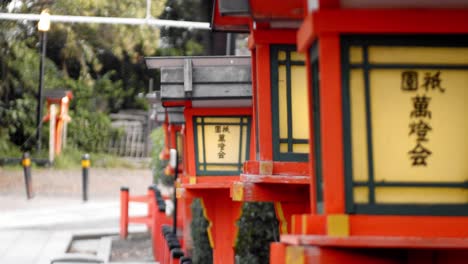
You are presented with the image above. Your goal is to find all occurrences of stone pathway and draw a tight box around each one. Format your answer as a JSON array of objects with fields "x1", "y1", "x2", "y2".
[{"x1": 0, "y1": 167, "x2": 159, "y2": 264}]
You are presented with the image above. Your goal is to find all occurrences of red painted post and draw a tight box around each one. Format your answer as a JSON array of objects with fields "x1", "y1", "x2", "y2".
[
  {"x1": 201, "y1": 190, "x2": 242, "y2": 264},
  {"x1": 163, "y1": 241, "x2": 170, "y2": 264},
  {"x1": 150, "y1": 186, "x2": 158, "y2": 260},
  {"x1": 120, "y1": 187, "x2": 129, "y2": 239},
  {"x1": 270, "y1": 242, "x2": 286, "y2": 264},
  {"x1": 151, "y1": 213, "x2": 158, "y2": 261},
  {"x1": 147, "y1": 186, "x2": 155, "y2": 231}
]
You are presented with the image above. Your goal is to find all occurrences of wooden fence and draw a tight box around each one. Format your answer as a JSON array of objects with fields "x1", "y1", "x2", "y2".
[{"x1": 108, "y1": 111, "x2": 155, "y2": 158}]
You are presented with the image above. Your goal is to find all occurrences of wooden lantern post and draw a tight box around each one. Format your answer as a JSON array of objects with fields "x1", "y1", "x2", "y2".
[
  {"x1": 146, "y1": 56, "x2": 253, "y2": 263},
  {"x1": 211, "y1": 0, "x2": 312, "y2": 237}
]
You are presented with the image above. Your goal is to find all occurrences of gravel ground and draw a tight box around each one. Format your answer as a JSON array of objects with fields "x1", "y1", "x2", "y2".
[
  {"x1": 110, "y1": 233, "x2": 154, "y2": 262},
  {"x1": 0, "y1": 167, "x2": 153, "y2": 201}
]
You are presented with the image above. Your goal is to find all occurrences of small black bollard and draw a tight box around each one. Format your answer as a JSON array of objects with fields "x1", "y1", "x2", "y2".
[
  {"x1": 22, "y1": 152, "x2": 33, "y2": 199},
  {"x1": 81, "y1": 153, "x2": 90, "y2": 202}
]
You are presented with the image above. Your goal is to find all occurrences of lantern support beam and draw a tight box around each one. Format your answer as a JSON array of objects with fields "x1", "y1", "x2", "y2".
[{"x1": 0, "y1": 12, "x2": 210, "y2": 30}]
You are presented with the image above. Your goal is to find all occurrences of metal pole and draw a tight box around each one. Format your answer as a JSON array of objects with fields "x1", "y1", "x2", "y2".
[
  {"x1": 226, "y1": 33, "x2": 232, "y2": 55},
  {"x1": 36, "y1": 31, "x2": 47, "y2": 152},
  {"x1": 22, "y1": 152, "x2": 33, "y2": 199},
  {"x1": 0, "y1": 13, "x2": 211, "y2": 30},
  {"x1": 81, "y1": 153, "x2": 90, "y2": 202},
  {"x1": 173, "y1": 152, "x2": 178, "y2": 235}
]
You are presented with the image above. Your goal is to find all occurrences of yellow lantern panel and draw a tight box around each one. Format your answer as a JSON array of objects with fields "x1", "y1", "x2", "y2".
[
  {"x1": 195, "y1": 116, "x2": 250, "y2": 175},
  {"x1": 176, "y1": 131, "x2": 183, "y2": 162},
  {"x1": 370, "y1": 69, "x2": 468, "y2": 183},
  {"x1": 203, "y1": 165, "x2": 240, "y2": 171},
  {"x1": 241, "y1": 126, "x2": 248, "y2": 162},
  {"x1": 350, "y1": 46, "x2": 363, "y2": 64},
  {"x1": 273, "y1": 45, "x2": 309, "y2": 160},
  {"x1": 350, "y1": 69, "x2": 369, "y2": 182},
  {"x1": 278, "y1": 51, "x2": 287, "y2": 61},
  {"x1": 375, "y1": 187, "x2": 468, "y2": 204},
  {"x1": 291, "y1": 65, "x2": 309, "y2": 140},
  {"x1": 369, "y1": 47, "x2": 468, "y2": 65},
  {"x1": 346, "y1": 39, "x2": 468, "y2": 208},
  {"x1": 280, "y1": 143, "x2": 308, "y2": 153},
  {"x1": 353, "y1": 187, "x2": 369, "y2": 203},
  {"x1": 202, "y1": 124, "x2": 241, "y2": 164},
  {"x1": 350, "y1": 70, "x2": 468, "y2": 182},
  {"x1": 292, "y1": 144, "x2": 309, "y2": 153},
  {"x1": 279, "y1": 65, "x2": 288, "y2": 139},
  {"x1": 290, "y1": 51, "x2": 305, "y2": 61},
  {"x1": 280, "y1": 143, "x2": 288, "y2": 153}
]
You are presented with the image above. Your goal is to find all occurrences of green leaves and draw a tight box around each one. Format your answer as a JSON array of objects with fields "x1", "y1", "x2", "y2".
[
  {"x1": 0, "y1": 96, "x2": 37, "y2": 149},
  {"x1": 150, "y1": 127, "x2": 174, "y2": 186},
  {"x1": 191, "y1": 198, "x2": 213, "y2": 264},
  {"x1": 235, "y1": 203, "x2": 279, "y2": 264},
  {"x1": 67, "y1": 109, "x2": 114, "y2": 152}
]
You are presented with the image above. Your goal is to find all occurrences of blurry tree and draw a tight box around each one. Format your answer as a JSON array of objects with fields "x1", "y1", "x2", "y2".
[
  {"x1": 157, "y1": 0, "x2": 228, "y2": 56},
  {"x1": 43, "y1": 0, "x2": 165, "y2": 109},
  {"x1": 158, "y1": 0, "x2": 205, "y2": 56},
  {"x1": 0, "y1": 0, "x2": 165, "y2": 154}
]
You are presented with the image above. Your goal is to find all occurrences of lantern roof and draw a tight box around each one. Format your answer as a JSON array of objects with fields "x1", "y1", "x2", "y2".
[
  {"x1": 211, "y1": 0, "x2": 250, "y2": 32},
  {"x1": 146, "y1": 91, "x2": 161, "y2": 104},
  {"x1": 339, "y1": 0, "x2": 468, "y2": 9},
  {"x1": 145, "y1": 56, "x2": 252, "y2": 108},
  {"x1": 167, "y1": 107, "x2": 185, "y2": 124},
  {"x1": 211, "y1": 0, "x2": 305, "y2": 32},
  {"x1": 155, "y1": 105, "x2": 166, "y2": 123}
]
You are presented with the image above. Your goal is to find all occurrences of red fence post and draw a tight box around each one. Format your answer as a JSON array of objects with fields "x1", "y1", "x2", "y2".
[
  {"x1": 147, "y1": 186, "x2": 155, "y2": 231},
  {"x1": 120, "y1": 187, "x2": 129, "y2": 239}
]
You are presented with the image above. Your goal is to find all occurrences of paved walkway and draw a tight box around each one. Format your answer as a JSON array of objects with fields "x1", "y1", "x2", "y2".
[
  {"x1": 0, "y1": 197, "x2": 150, "y2": 264},
  {"x1": 0, "y1": 167, "x2": 160, "y2": 264}
]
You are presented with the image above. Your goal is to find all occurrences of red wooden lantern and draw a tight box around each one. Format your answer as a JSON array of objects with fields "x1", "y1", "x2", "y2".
[
  {"x1": 146, "y1": 56, "x2": 253, "y2": 263},
  {"x1": 211, "y1": 0, "x2": 312, "y2": 239},
  {"x1": 212, "y1": 0, "x2": 468, "y2": 263}
]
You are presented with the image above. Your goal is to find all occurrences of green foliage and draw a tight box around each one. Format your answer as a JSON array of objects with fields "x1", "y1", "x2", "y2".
[
  {"x1": 0, "y1": 0, "x2": 165, "y2": 156},
  {"x1": 188, "y1": 201, "x2": 279, "y2": 264},
  {"x1": 235, "y1": 203, "x2": 279, "y2": 264},
  {"x1": 52, "y1": 147, "x2": 83, "y2": 169},
  {"x1": 67, "y1": 110, "x2": 114, "y2": 153},
  {"x1": 158, "y1": 0, "x2": 207, "y2": 56},
  {"x1": 53, "y1": 147, "x2": 139, "y2": 169},
  {"x1": 190, "y1": 198, "x2": 213, "y2": 264},
  {"x1": 150, "y1": 127, "x2": 164, "y2": 181},
  {"x1": 0, "y1": 129, "x2": 22, "y2": 157},
  {"x1": 0, "y1": 31, "x2": 66, "y2": 152},
  {"x1": 0, "y1": 96, "x2": 38, "y2": 150},
  {"x1": 90, "y1": 152, "x2": 141, "y2": 169}
]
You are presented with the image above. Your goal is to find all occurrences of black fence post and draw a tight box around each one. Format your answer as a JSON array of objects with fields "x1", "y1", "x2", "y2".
[
  {"x1": 173, "y1": 152, "x2": 179, "y2": 235},
  {"x1": 22, "y1": 152, "x2": 33, "y2": 199},
  {"x1": 81, "y1": 153, "x2": 90, "y2": 202}
]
